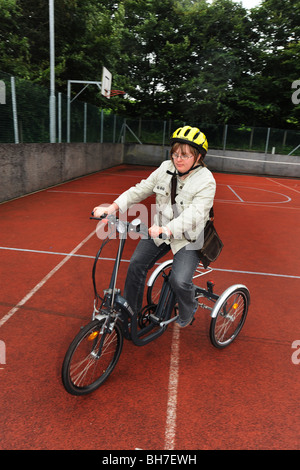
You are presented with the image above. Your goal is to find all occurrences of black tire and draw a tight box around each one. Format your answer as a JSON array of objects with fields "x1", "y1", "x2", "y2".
[
  {"x1": 209, "y1": 286, "x2": 249, "y2": 348},
  {"x1": 62, "y1": 318, "x2": 123, "y2": 395}
]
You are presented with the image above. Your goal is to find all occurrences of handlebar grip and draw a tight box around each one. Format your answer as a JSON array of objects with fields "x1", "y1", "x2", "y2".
[
  {"x1": 90, "y1": 212, "x2": 108, "y2": 220},
  {"x1": 158, "y1": 233, "x2": 167, "y2": 240}
]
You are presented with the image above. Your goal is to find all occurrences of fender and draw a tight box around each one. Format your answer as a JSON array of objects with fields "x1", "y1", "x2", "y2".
[
  {"x1": 210, "y1": 284, "x2": 250, "y2": 318},
  {"x1": 114, "y1": 294, "x2": 135, "y2": 318},
  {"x1": 147, "y1": 259, "x2": 173, "y2": 287},
  {"x1": 114, "y1": 294, "x2": 135, "y2": 340}
]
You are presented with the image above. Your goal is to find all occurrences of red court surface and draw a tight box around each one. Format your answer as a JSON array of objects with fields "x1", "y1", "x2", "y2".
[{"x1": 0, "y1": 164, "x2": 299, "y2": 450}]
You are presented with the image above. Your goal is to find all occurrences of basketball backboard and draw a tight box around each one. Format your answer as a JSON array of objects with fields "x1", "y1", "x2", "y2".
[{"x1": 101, "y1": 67, "x2": 112, "y2": 99}]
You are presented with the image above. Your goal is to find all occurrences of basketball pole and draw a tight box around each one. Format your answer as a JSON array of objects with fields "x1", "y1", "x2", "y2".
[{"x1": 49, "y1": 0, "x2": 56, "y2": 143}]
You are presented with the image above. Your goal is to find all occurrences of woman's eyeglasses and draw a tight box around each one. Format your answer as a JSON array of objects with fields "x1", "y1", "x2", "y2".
[{"x1": 171, "y1": 153, "x2": 194, "y2": 160}]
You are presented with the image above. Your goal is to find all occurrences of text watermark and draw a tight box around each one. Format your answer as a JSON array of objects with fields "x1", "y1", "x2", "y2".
[
  {"x1": 0, "y1": 340, "x2": 6, "y2": 368},
  {"x1": 95, "y1": 203, "x2": 207, "y2": 250},
  {"x1": 291, "y1": 80, "x2": 300, "y2": 105},
  {"x1": 291, "y1": 340, "x2": 300, "y2": 365}
]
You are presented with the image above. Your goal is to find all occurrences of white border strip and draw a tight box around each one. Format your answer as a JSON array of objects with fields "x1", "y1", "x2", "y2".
[{"x1": 207, "y1": 153, "x2": 300, "y2": 166}]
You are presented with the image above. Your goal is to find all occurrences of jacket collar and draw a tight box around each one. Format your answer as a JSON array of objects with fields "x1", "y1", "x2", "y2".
[{"x1": 166, "y1": 163, "x2": 202, "y2": 178}]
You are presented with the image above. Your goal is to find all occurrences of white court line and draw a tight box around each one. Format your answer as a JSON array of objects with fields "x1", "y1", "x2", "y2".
[
  {"x1": 164, "y1": 324, "x2": 181, "y2": 450},
  {"x1": 212, "y1": 267, "x2": 300, "y2": 279},
  {"x1": 0, "y1": 246, "x2": 96, "y2": 259},
  {"x1": 227, "y1": 185, "x2": 244, "y2": 202},
  {"x1": 215, "y1": 199, "x2": 300, "y2": 210},
  {"x1": 0, "y1": 230, "x2": 96, "y2": 328},
  {"x1": 48, "y1": 189, "x2": 299, "y2": 209},
  {"x1": 47, "y1": 186, "x2": 292, "y2": 205},
  {"x1": 267, "y1": 178, "x2": 300, "y2": 194},
  {"x1": 218, "y1": 184, "x2": 291, "y2": 204},
  {"x1": 47, "y1": 190, "x2": 121, "y2": 195},
  {"x1": 1, "y1": 246, "x2": 300, "y2": 279}
]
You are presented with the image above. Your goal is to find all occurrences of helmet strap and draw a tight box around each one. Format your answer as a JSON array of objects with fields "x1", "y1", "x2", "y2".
[
  {"x1": 173, "y1": 162, "x2": 202, "y2": 177},
  {"x1": 170, "y1": 147, "x2": 204, "y2": 177}
]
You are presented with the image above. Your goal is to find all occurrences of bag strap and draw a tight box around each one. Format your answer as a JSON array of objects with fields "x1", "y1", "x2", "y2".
[{"x1": 167, "y1": 170, "x2": 214, "y2": 220}]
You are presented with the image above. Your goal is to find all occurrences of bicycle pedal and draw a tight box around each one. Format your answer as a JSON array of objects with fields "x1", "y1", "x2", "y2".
[{"x1": 149, "y1": 313, "x2": 160, "y2": 325}]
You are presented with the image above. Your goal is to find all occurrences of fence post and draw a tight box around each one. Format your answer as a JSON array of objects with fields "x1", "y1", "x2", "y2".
[
  {"x1": 49, "y1": 0, "x2": 56, "y2": 142},
  {"x1": 265, "y1": 127, "x2": 270, "y2": 155},
  {"x1": 67, "y1": 80, "x2": 71, "y2": 143},
  {"x1": 58, "y1": 92, "x2": 62, "y2": 143},
  {"x1": 11, "y1": 76, "x2": 19, "y2": 144},
  {"x1": 223, "y1": 124, "x2": 228, "y2": 152},
  {"x1": 249, "y1": 127, "x2": 254, "y2": 149},
  {"x1": 0, "y1": 80, "x2": 5, "y2": 104},
  {"x1": 123, "y1": 118, "x2": 127, "y2": 143},
  {"x1": 84, "y1": 102, "x2": 87, "y2": 143},
  {"x1": 162, "y1": 120, "x2": 166, "y2": 147},
  {"x1": 100, "y1": 109, "x2": 104, "y2": 143},
  {"x1": 113, "y1": 114, "x2": 117, "y2": 143}
]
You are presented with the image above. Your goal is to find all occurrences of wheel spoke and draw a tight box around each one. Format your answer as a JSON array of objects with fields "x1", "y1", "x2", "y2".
[
  {"x1": 210, "y1": 288, "x2": 249, "y2": 348},
  {"x1": 62, "y1": 319, "x2": 123, "y2": 395}
]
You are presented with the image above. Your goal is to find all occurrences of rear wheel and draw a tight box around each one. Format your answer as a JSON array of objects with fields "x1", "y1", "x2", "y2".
[
  {"x1": 210, "y1": 286, "x2": 249, "y2": 348},
  {"x1": 62, "y1": 318, "x2": 123, "y2": 395}
]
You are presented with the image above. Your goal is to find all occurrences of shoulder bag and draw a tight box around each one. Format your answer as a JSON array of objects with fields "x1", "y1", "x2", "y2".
[{"x1": 169, "y1": 171, "x2": 223, "y2": 268}]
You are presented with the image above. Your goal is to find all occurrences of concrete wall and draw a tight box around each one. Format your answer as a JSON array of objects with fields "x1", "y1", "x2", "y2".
[
  {"x1": 0, "y1": 142, "x2": 123, "y2": 203},
  {"x1": 124, "y1": 144, "x2": 300, "y2": 178},
  {"x1": 1, "y1": 141, "x2": 299, "y2": 204},
  {"x1": 124, "y1": 143, "x2": 169, "y2": 166},
  {"x1": 206, "y1": 149, "x2": 300, "y2": 178}
]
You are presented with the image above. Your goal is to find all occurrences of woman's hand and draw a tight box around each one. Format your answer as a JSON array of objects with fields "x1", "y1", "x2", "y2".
[
  {"x1": 148, "y1": 225, "x2": 172, "y2": 239},
  {"x1": 92, "y1": 202, "x2": 119, "y2": 218}
]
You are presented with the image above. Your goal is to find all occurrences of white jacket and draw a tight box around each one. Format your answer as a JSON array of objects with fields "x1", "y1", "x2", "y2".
[{"x1": 114, "y1": 160, "x2": 216, "y2": 254}]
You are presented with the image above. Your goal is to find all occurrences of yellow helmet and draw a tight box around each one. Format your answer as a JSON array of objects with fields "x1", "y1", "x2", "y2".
[{"x1": 171, "y1": 125, "x2": 208, "y2": 156}]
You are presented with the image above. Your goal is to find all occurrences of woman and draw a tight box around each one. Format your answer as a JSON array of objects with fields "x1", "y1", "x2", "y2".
[{"x1": 93, "y1": 125, "x2": 216, "y2": 327}]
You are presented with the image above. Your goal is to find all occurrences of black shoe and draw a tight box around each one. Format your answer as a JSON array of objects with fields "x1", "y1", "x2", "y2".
[{"x1": 176, "y1": 304, "x2": 198, "y2": 328}]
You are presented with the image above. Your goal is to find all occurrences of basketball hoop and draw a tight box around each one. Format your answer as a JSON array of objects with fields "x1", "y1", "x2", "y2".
[
  {"x1": 101, "y1": 67, "x2": 125, "y2": 99},
  {"x1": 107, "y1": 90, "x2": 125, "y2": 98}
]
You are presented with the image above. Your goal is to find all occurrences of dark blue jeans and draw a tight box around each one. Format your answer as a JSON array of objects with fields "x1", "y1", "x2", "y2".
[{"x1": 124, "y1": 239, "x2": 200, "y2": 322}]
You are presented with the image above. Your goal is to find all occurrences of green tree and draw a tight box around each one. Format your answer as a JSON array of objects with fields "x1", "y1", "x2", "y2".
[
  {"x1": 117, "y1": 0, "x2": 256, "y2": 123},
  {"x1": 1, "y1": 0, "x2": 299, "y2": 128},
  {"x1": 4, "y1": 1, "x2": 125, "y2": 105},
  {"x1": 0, "y1": 0, "x2": 30, "y2": 77},
  {"x1": 238, "y1": 0, "x2": 300, "y2": 127}
]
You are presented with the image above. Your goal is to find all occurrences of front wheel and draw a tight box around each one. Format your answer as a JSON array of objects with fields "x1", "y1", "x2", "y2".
[
  {"x1": 209, "y1": 285, "x2": 250, "y2": 348},
  {"x1": 61, "y1": 318, "x2": 123, "y2": 395}
]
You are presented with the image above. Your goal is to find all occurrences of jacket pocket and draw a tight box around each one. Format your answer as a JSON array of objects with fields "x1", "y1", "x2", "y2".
[
  {"x1": 153, "y1": 182, "x2": 170, "y2": 203},
  {"x1": 174, "y1": 189, "x2": 193, "y2": 212}
]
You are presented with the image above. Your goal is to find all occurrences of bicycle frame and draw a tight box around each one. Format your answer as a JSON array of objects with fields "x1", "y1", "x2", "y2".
[
  {"x1": 61, "y1": 216, "x2": 251, "y2": 395},
  {"x1": 91, "y1": 216, "x2": 176, "y2": 347}
]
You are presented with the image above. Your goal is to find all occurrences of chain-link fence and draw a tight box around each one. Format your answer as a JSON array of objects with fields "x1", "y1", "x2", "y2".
[{"x1": 1, "y1": 71, "x2": 300, "y2": 156}]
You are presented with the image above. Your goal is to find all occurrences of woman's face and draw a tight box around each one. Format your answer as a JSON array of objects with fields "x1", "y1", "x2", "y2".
[{"x1": 171, "y1": 143, "x2": 200, "y2": 175}]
